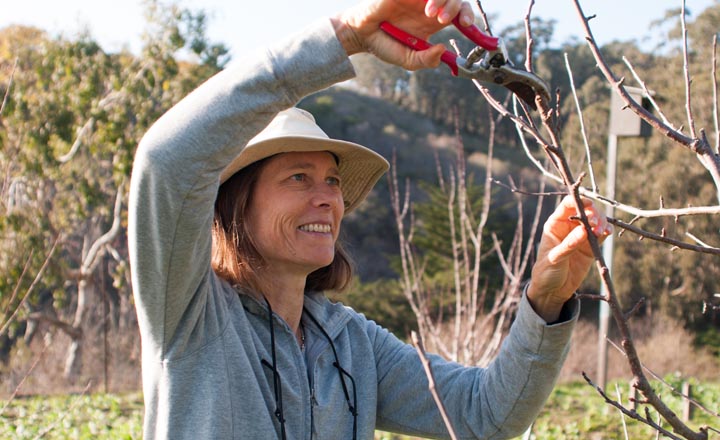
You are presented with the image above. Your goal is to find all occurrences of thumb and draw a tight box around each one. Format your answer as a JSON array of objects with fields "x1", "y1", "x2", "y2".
[{"x1": 408, "y1": 43, "x2": 446, "y2": 70}]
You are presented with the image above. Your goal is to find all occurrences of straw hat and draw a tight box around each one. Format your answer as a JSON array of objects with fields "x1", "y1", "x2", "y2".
[{"x1": 220, "y1": 107, "x2": 389, "y2": 213}]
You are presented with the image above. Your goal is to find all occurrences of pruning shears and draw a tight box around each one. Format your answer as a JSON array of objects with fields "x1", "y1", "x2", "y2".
[{"x1": 380, "y1": 16, "x2": 550, "y2": 109}]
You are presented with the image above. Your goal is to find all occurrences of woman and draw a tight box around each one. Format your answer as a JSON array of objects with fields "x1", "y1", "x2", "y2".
[{"x1": 128, "y1": 0, "x2": 610, "y2": 438}]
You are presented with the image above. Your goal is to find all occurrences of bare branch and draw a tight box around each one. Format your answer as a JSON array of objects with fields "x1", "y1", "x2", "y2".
[
  {"x1": 523, "y1": 0, "x2": 536, "y2": 72},
  {"x1": 623, "y1": 298, "x2": 645, "y2": 321},
  {"x1": 1, "y1": 57, "x2": 18, "y2": 117},
  {"x1": 615, "y1": 383, "x2": 631, "y2": 440},
  {"x1": 608, "y1": 217, "x2": 720, "y2": 255},
  {"x1": 32, "y1": 381, "x2": 93, "y2": 438},
  {"x1": 0, "y1": 343, "x2": 48, "y2": 416},
  {"x1": 582, "y1": 372, "x2": 684, "y2": 440},
  {"x1": 570, "y1": 0, "x2": 720, "y2": 202},
  {"x1": 412, "y1": 331, "x2": 459, "y2": 440},
  {"x1": 26, "y1": 312, "x2": 82, "y2": 339},
  {"x1": 57, "y1": 118, "x2": 95, "y2": 163},
  {"x1": 686, "y1": 231, "x2": 715, "y2": 248},
  {"x1": 565, "y1": 53, "x2": 599, "y2": 191},
  {"x1": 607, "y1": 338, "x2": 720, "y2": 419},
  {"x1": 713, "y1": 34, "x2": 719, "y2": 154},
  {"x1": 80, "y1": 183, "x2": 125, "y2": 275},
  {"x1": 680, "y1": 0, "x2": 697, "y2": 139},
  {"x1": 0, "y1": 250, "x2": 34, "y2": 328},
  {"x1": 0, "y1": 236, "x2": 60, "y2": 338},
  {"x1": 622, "y1": 57, "x2": 675, "y2": 129},
  {"x1": 475, "y1": 0, "x2": 492, "y2": 34}
]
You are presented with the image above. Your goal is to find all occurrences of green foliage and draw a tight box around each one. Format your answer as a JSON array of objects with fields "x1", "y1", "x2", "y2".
[
  {"x1": 532, "y1": 378, "x2": 720, "y2": 439},
  {"x1": 0, "y1": 392, "x2": 143, "y2": 439},
  {"x1": 3, "y1": 380, "x2": 718, "y2": 439},
  {"x1": 0, "y1": 0, "x2": 227, "y2": 363}
]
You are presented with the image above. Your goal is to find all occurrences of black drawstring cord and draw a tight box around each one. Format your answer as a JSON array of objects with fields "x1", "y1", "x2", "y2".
[
  {"x1": 305, "y1": 308, "x2": 358, "y2": 440},
  {"x1": 261, "y1": 298, "x2": 287, "y2": 440},
  {"x1": 260, "y1": 298, "x2": 358, "y2": 440}
]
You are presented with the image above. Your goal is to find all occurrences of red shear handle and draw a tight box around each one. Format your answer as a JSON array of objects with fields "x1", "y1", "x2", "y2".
[
  {"x1": 379, "y1": 21, "x2": 459, "y2": 75},
  {"x1": 451, "y1": 16, "x2": 499, "y2": 51}
]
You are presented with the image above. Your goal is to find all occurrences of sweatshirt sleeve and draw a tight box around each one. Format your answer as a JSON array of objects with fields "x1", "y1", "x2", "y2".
[
  {"x1": 128, "y1": 18, "x2": 356, "y2": 359},
  {"x1": 373, "y1": 292, "x2": 579, "y2": 440}
]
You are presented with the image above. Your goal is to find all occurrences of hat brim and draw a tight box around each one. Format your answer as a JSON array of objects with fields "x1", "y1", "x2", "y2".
[{"x1": 220, "y1": 135, "x2": 389, "y2": 213}]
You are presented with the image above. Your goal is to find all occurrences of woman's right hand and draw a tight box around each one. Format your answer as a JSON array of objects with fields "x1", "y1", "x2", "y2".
[{"x1": 333, "y1": 0, "x2": 475, "y2": 70}]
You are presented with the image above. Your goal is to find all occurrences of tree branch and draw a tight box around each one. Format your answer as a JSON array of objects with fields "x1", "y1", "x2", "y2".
[
  {"x1": 582, "y1": 373, "x2": 685, "y2": 440},
  {"x1": 0, "y1": 236, "x2": 60, "y2": 338},
  {"x1": 565, "y1": 53, "x2": 599, "y2": 191},
  {"x1": 80, "y1": 182, "x2": 125, "y2": 275},
  {"x1": 571, "y1": 0, "x2": 720, "y2": 203},
  {"x1": 26, "y1": 312, "x2": 82, "y2": 339},
  {"x1": 57, "y1": 118, "x2": 95, "y2": 163},
  {"x1": 608, "y1": 217, "x2": 720, "y2": 255},
  {"x1": 412, "y1": 331, "x2": 458, "y2": 440},
  {"x1": 0, "y1": 57, "x2": 18, "y2": 117},
  {"x1": 680, "y1": 0, "x2": 697, "y2": 139},
  {"x1": 713, "y1": 34, "x2": 719, "y2": 154}
]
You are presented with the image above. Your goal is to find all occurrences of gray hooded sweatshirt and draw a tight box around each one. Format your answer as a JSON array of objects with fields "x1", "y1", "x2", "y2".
[{"x1": 128, "y1": 17, "x2": 578, "y2": 440}]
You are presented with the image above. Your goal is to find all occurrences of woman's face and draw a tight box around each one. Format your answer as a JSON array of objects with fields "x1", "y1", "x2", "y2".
[{"x1": 247, "y1": 151, "x2": 344, "y2": 277}]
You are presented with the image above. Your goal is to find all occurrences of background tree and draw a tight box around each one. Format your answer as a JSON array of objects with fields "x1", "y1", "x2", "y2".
[{"x1": 0, "y1": 0, "x2": 228, "y2": 387}]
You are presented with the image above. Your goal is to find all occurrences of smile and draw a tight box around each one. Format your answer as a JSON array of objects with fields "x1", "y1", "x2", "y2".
[{"x1": 298, "y1": 223, "x2": 332, "y2": 233}]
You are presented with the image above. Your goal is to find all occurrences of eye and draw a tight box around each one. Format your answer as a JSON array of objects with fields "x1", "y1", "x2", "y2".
[
  {"x1": 290, "y1": 173, "x2": 306, "y2": 182},
  {"x1": 326, "y1": 176, "x2": 341, "y2": 187}
]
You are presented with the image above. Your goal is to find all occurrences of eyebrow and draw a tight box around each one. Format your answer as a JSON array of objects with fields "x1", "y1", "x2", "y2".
[{"x1": 286, "y1": 162, "x2": 340, "y2": 175}]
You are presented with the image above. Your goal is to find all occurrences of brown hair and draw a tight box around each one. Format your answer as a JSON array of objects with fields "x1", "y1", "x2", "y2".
[{"x1": 212, "y1": 156, "x2": 354, "y2": 293}]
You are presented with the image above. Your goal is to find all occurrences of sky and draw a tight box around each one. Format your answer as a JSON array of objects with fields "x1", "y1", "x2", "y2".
[{"x1": 2, "y1": 0, "x2": 718, "y2": 61}]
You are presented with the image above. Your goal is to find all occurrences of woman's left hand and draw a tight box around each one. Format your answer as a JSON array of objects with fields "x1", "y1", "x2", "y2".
[{"x1": 527, "y1": 195, "x2": 612, "y2": 323}]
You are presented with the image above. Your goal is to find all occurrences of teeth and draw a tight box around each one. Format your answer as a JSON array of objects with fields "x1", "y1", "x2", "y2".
[{"x1": 299, "y1": 224, "x2": 331, "y2": 233}]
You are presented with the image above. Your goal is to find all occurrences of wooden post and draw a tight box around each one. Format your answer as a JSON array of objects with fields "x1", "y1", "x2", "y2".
[{"x1": 682, "y1": 381, "x2": 693, "y2": 421}]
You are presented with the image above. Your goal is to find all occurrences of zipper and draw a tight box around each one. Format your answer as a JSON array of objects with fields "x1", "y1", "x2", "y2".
[{"x1": 309, "y1": 386, "x2": 317, "y2": 439}]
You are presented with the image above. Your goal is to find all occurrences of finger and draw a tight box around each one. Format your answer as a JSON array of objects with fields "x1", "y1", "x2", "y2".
[
  {"x1": 546, "y1": 195, "x2": 586, "y2": 225},
  {"x1": 426, "y1": 0, "x2": 467, "y2": 24},
  {"x1": 583, "y1": 202, "x2": 611, "y2": 237},
  {"x1": 437, "y1": 0, "x2": 462, "y2": 24},
  {"x1": 546, "y1": 223, "x2": 591, "y2": 263},
  {"x1": 456, "y1": 2, "x2": 474, "y2": 26}
]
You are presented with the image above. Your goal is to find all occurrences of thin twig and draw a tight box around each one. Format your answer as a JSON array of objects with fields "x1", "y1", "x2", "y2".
[
  {"x1": 608, "y1": 217, "x2": 720, "y2": 255},
  {"x1": 0, "y1": 250, "x2": 34, "y2": 330},
  {"x1": 712, "y1": 34, "x2": 719, "y2": 154},
  {"x1": 565, "y1": 53, "x2": 599, "y2": 191},
  {"x1": 607, "y1": 338, "x2": 720, "y2": 419},
  {"x1": 0, "y1": 343, "x2": 49, "y2": 416},
  {"x1": 475, "y1": 0, "x2": 492, "y2": 34},
  {"x1": 615, "y1": 383, "x2": 630, "y2": 440},
  {"x1": 622, "y1": 56, "x2": 675, "y2": 129},
  {"x1": 681, "y1": 0, "x2": 697, "y2": 139},
  {"x1": 523, "y1": 0, "x2": 536, "y2": 72},
  {"x1": 0, "y1": 57, "x2": 18, "y2": 117},
  {"x1": 686, "y1": 231, "x2": 714, "y2": 248},
  {"x1": 32, "y1": 381, "x2": 93, "y2": 440},
  {"x1": 490, "y1": 178, "x2": 566, "y2": 197},
  {"x1": 411, "y1": 331, "x2": 458, "y2": 440},
  {"x1": 0, "y1": 236, "x2": 60, "y2": 338},
  {"x1": 571, "y1": 0, "x2": 720, "y2": 201},
  {"x1": 582, "y1": 373, "x2": 684, "y2": 440}
]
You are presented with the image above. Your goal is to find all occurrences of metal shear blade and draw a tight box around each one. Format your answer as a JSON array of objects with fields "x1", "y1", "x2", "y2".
[
  {"x1": 456, "y1": 62, "x2": 551, "y2": 110},
  {"x1": 380, "y1": 18, "x2": 550, "y2": 110}
]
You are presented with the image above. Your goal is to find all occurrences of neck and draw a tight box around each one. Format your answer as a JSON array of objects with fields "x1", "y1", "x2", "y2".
[{"x1": 255, "y1": 270, "x2": 306, "y2": 334}]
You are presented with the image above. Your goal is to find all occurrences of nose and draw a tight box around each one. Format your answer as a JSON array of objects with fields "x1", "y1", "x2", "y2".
[{"x1": 310, "y1": 183, "x2": 343, "y2": 210}]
